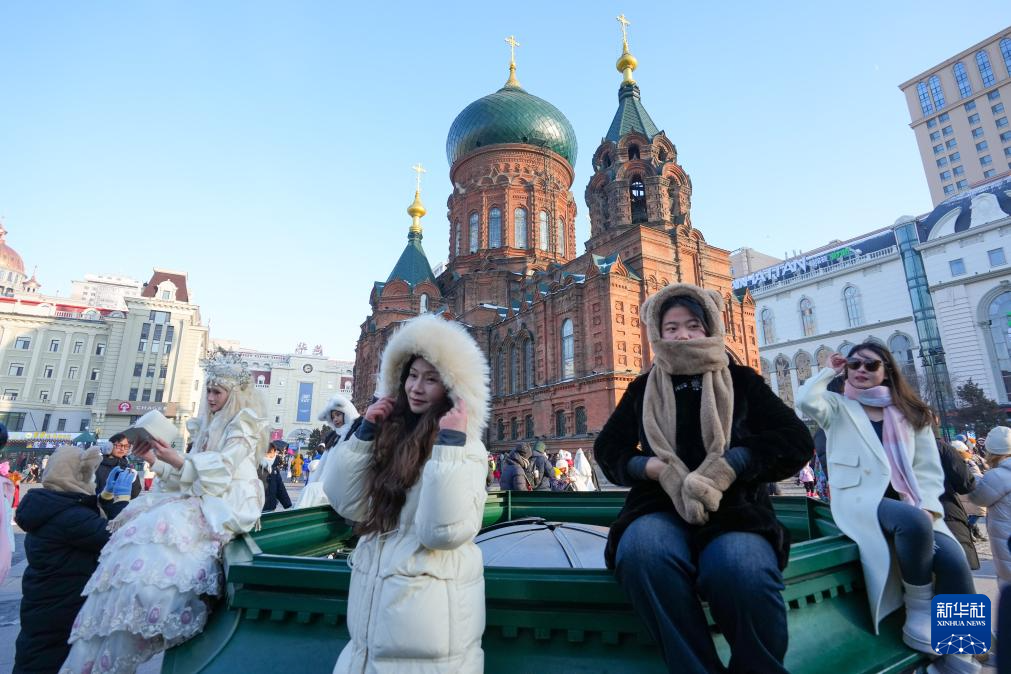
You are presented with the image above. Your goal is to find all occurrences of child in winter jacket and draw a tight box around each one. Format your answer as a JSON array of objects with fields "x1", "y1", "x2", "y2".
[
  {"x1": 13, "y1": 445, "x2": 134, "y2": 673},
  {"x1": 969, "y1": 425, "x2": 1011, "y2": 586}
]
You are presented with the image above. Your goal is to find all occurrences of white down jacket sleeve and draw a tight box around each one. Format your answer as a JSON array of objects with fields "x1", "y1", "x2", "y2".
[
  {"x1": 177, "y1": 408, "x2": 267, "y2": 536},
  {"x1": 325, "y1": 434, "x2": 373, "y2": 523},
  {"x1": 415, "y1": 441, "x2": 488, "y2": 551}
]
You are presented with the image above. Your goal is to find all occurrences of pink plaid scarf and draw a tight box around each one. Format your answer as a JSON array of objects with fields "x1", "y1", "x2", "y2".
[{"x1": 844, "y1": 382, "x2": 923, "y2": 508}]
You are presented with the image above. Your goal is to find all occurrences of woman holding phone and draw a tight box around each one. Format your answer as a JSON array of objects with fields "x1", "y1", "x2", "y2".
[
  {"x1": 61, "y1": 353, "x2": 268, "y2": 674},
  {"x1": 797, "y1": 343, "x2": 978, "y2": 674},
  {"x1": 324, "y1": 314, "x2": 490, "y2": 674}
]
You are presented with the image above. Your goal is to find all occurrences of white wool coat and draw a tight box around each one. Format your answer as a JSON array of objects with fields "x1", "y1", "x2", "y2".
[
  {"x1": 969, "y1": 460, "x2": 1011, "y2": 584},
  {"x1": 796, "y1": 368, "x2": 953, "y2": 633},
  {"x1": 324, "y1": 315, "x2": 489, "y2": 674}
]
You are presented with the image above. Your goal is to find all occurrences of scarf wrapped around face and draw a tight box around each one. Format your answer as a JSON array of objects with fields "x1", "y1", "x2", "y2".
[{"x1": 641, "y1": 285, "x2": 735, "y2": 524}]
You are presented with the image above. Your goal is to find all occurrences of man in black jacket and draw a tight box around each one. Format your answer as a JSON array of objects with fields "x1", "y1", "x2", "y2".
[
  {"x1": 95, "y1": 433, "x2": 141, "y2": 504},
  {"x1": 14, "y1": 445, "x2": 131, "y2": 673}
]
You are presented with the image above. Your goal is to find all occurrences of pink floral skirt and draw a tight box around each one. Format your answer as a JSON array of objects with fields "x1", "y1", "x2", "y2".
[{"x1": 60, "y1": 494, "x2": 227, "y2": 674}]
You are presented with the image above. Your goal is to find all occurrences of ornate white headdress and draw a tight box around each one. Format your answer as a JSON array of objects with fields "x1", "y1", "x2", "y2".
[{"x1": 202, "y1": 351, "x2": 251, "y2": 391}]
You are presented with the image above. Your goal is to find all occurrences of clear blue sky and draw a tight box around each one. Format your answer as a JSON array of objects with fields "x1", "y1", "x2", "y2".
[{"x1": 2, "y1": 2, "x2": 1009, "y2": 359}]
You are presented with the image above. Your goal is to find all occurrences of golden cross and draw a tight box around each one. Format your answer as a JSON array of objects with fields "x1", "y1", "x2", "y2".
[
  {"x1": 505, "y1": 35, "x2": 520, "y2": 65},
  {"x1": 412, "y1": 163, "x2": 426, "y2": 192},
  {"x1": 616, "y1": 14, "x2": 631, "y2": 48}
]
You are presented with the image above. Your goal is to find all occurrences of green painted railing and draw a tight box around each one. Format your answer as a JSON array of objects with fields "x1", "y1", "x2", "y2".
[{"x1": 162, "y1": 494, "x2": 927, "y2": 674}]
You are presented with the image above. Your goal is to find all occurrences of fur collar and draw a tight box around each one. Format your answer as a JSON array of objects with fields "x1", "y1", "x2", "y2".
[{"x1": 376, "y1": 314, "x2": 490, "y2": 441}]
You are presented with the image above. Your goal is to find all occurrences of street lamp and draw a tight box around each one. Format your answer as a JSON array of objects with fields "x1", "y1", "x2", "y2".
[{"x1": 920, "y1": 346, "x2": 951, "y2": 440}]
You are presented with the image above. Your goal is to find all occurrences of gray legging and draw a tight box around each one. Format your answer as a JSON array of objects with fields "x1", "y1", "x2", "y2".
[{"x1": 877, "y1": 497, "x2": 975, "y2": 593}]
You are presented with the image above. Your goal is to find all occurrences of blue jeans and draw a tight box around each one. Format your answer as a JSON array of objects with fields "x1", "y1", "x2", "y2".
[
  {"x1": 615, "y1": 510, "x2": 788, "y2": 674},
  {"x1": 877, "y1": 498, "x2": 975, "y2": 593}
]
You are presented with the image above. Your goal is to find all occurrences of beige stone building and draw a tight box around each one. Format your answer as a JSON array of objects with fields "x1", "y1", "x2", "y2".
[
  {"x1": 900, "y1": 27, "x2": 1011, "y2": 205},
  {"x1": 212, "y1": 339, "x2": 354, "y2": 447},
  {"x1": 0, "y1": 225, "x2": 208, "y2": 448}
]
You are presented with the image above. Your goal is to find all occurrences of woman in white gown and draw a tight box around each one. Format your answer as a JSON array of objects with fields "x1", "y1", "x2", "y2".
[{"x1": 61, "y1": 352, "x2": 268, "y2": 674}]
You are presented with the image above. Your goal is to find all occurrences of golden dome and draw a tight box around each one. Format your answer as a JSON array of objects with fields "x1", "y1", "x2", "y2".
[
  {"x1": 407, "y1": 191, "x2": 427, "y2": 219},
  {"x1": 0, "y1": 226, "x2": 25, "y2": 275},
  {"x1": 616, "y1": 50, "x2": 638, "y2": 75}
]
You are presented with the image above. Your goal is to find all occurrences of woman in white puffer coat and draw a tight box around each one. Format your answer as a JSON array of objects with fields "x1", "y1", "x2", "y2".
[
  {"x1": 296, "y1": 394, "x2": 359, "y2": 509},
  {"x1": 324, "y1": 314, "x2": 489, "y2": 674}
]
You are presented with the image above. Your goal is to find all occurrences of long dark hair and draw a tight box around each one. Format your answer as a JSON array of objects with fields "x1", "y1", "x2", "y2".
[
  {"x1": 847, "y1": 342, "x2": 934, "y2": 430},
  {"x1": 358, "y1": 356, "x2": 453, "y2": 536}
]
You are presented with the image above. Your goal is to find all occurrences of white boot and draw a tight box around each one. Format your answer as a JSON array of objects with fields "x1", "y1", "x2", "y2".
[
  {"x1": 902, "y1": 581, "x2": 935, "y2": 654},
  {"x1": 926, "y1": 654, "x2": 982, "y2": 674}
]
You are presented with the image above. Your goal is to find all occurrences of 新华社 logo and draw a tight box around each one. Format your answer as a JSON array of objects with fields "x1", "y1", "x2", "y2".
[{"x1": 931, "y1": 594, "x2": 991, "y2": 655}]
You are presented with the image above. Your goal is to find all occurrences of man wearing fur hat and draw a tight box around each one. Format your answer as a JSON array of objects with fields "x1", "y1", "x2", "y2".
[
  {"x1": 14, "y1": 445, "x2": 134, "y2": 673},
  {"x1": 595, "y1": 283, "x2": 813, "y2": 673}
]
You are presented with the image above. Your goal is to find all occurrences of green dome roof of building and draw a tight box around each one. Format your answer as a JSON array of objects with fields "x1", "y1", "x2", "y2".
[{"x1": 446, "y1": 81, "x2": 578, "y2": 167}]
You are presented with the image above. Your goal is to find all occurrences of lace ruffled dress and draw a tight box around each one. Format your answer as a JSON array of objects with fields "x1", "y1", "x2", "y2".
[{"x1": 61, "y1": 409, "x2": 266, "y2": 674}]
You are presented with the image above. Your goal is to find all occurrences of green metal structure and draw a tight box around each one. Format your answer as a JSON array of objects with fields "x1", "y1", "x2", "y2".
[{"x1": 162, "y1": 493, "x2": 928, "y2": 673}]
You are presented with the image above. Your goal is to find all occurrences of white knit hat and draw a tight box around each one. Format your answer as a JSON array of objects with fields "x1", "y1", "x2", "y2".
[
  {"x1": 985, "y1": 426, "x2": 1011, "y2": 455},
  {"x1": 950, "y1": 440, "x2": 970, "y2": 454}
]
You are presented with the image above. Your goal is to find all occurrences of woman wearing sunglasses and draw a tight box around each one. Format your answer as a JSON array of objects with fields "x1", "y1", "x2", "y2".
[{"x1": 797, "y1": 343, "x2": 977, "y2": 674}]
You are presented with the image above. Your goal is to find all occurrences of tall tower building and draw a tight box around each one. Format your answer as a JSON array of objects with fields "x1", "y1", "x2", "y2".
[
  {"x1": 353, "y1": 22, "x2": 760, "y2": 453},
  {"x1": 900, "y1": 28, "x2": 1011, "y2": 205}
]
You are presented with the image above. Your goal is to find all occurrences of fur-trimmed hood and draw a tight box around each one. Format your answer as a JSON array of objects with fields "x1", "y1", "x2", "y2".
[
  {"x1": 317, "y1": 393, "x2": 359, "y2": 429},
  {"x1": 375, "y1": 314, "x2": 490, "y2": 441},
  {"x1": 641, "y1": 282, "x2": 726, "y2": 345}
]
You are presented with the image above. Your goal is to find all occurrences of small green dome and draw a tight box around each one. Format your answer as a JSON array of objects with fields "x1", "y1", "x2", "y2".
[{"x1": 446, "y1": 83, "x2": 578, "y2": 167}]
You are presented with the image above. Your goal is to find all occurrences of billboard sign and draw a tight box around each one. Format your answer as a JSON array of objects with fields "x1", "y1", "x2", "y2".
[
  {"x1": 106, "y1": 400, "x2": 178, "y2": 417},
  {"x1": 296, "y1": 382, "x2": 314, "y2": 423}
]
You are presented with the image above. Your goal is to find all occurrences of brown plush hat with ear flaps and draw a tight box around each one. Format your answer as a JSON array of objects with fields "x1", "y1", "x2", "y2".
[{"x1": 41, "y1": 445, "x2": 103, "y2": 495}]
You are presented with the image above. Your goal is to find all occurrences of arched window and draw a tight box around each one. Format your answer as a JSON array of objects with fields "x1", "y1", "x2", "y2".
[
  {"x1": 1002, "y1": 38, "x2": 1011, "y2": 77},
  {"x1": 497, "y1": 419, "x2": 505, "y2": 441},
  {"x1": 509, "y1": 343, "x2": 519, "y2": 394},
  {"x1": 630, "y1": 177, "x2": 647, "y2": 223},
  {"x1": 989, "y1": 291, "x2": 1011, "y2": 400},
  {"x1": 760, "y1": 308, "x2": 776, "y2": 345},
  {"x1": 419, "y1": 293, "x2": 429, "y2": 313},
  {"x1": 488, "y1": 207, "x2": 502, "y2": 248},
  {"x1": 560, "y1": 319, "x2": 575, "y2": 379},
  {"x1": 816, "y1": 347, "x2": 832, "y2": 370},
  {"x1": 514, "y1": 208, "x2": 528, "y2": 248},
  {"x1": 554, "y1": 409, "x2": 567, "y2": 436},
  {"x1": 556, "y1": 217, "x2": 566, "y2": 256},
  {"x1": 510, "y1": 417, "x2": 518, "y2": 440},
  {"x1": 799, "y1": 298, "x2": 816, "y2": 337},
  {"x1": 602, "y1": 152, "x2": 612, "y2": 167},
  {"x1": 496, "y1": 350, "x2": 505, "y2": 396},
  {"x1": 524, "y1": 414, "x2": 535, "y2": 438},
  {"x1": 524, "y1": 337, "x2": 535, "y2": 389},
  {"x1": 759, "y1": 358, "x2": 772, "y2": 387},
  {"x1": 469, "y1": 212, "x2": 480, "y2": 253},
  {"x1": 795, "y1": 351, "x2": 813, "y2": 386},
  {"x1": 257, "y1": 374, "x2": 266, "y2": 385},
  {"x1": 953, "y1": 62, "x2": 972, "y2": 98},
  {"x1": 775, "y1": 355, "x2": 794, "y2": 406},
  {"x1": 575, "y1": 406, "x2": 587, "y2": 434},
  {"x1": 916, "y1": 81, "x2": 934, "y2": 115},
  {"x1": 889, "y1": 334, "x2": 918, "y2": 388},
  {"x1": 928, "y1": 75, "x2": 945, "y2": 110},
  {"x1": 977, "y1": 50, "x2": 996, "y2": 87},
  {"x1": 839, "y1": 341, "x2": 854, "y2": 357},
  {"x1": 454, "y1": 222, "x2": 461, "y2": 256},
  {"x1": 628, "y1": 144, "x2": 640, "y2": 160},
  {"x1": 538, "y1": 211, "x2": 549, "y2": 251},
  {"x1": 843, "y1": 286, "x2": 863, "y2": 327}
]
